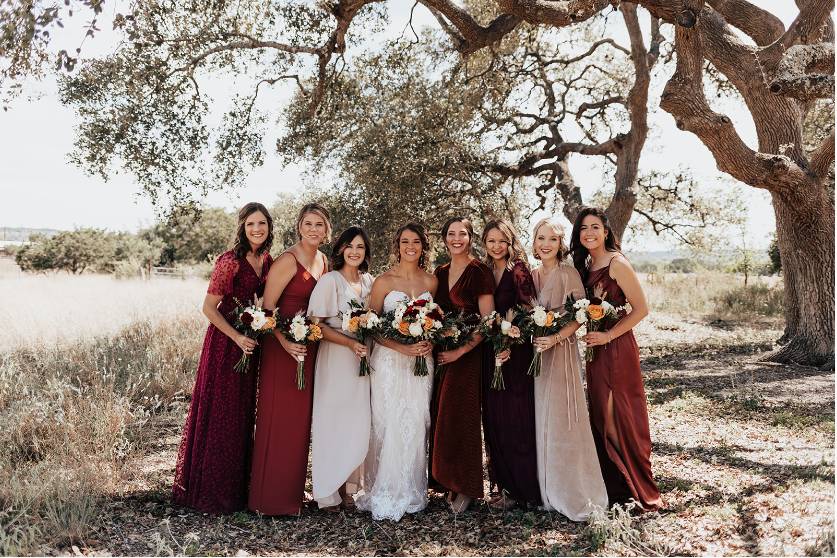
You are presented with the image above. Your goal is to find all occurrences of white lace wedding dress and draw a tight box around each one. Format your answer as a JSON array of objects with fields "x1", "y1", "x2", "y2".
[{"x1": 354, "y1": 290, "x2": 434, "y2": 521}]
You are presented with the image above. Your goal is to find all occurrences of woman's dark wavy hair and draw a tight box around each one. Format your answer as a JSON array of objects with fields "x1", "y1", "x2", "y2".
[
  {"x1": 232, "y1": 202, "x2": 273, "y2": 258},
  {"x1": 331, "y1": 226, "x2": 372, "y2": 272},
  {"x1": 440, "y1": 216, "x2": 476, "y2": 255},
  {"x1": 569, "y1": 206, "x2": 622, "y2": 280},
  {"x1": 393, "y1": 222, "x2": 431, "y2": 270}
]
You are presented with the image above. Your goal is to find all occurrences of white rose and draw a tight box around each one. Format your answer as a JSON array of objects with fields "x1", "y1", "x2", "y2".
[
  {"x1": 409, "y1": 322, "x2": 424, "y2": 337},
  {"x1": 391, "y1": 319, "x2": 400, "y2": 329},
  {"x1": 500, "y1": 320, "x2": 512, "y2": 334},
  {"x1": 366, "y1": 313, "x2": 380, "y2": 328},
  {"x1": 575, "y1": 309, "x2": 588, "y2": 324},
  {"x1": 573, "y1": 299, "x2": 590, "y2": 309},
  {"x1": 601, "y1": 301, "x2": 614, "y2": 315},
  {"x1": 250, "y1": 310, "x2": 267, "y2": 330},
  {"x1": 342, "y1": 314, "x2": 351, "y2": 331},
  {"x1": 532, "y1": 306, "x2": 548, "y2": 327},
  {"x1": 291, "y1": 323, "x2": 308, "y2": 341}
]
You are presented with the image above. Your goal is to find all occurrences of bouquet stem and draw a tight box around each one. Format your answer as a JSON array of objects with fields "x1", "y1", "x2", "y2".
[
  {"x1": 491, "y1": 357, "x2": 505, "y2": 390},
  {"x1": 296, "y1": 356, "x2": 305, "y2": 390},
  {"x1": 234, "y1": 354, "x2": 250, "y2": 374},
  {"x1": 414, "y1": 355, "x2": 429, "y2": 377},
  {"x1": 359, "y1": 356, "x2": 372, "y2": 377},
  {"x1": 527, "y1": 351, "x2": 542, "y2": 377}
]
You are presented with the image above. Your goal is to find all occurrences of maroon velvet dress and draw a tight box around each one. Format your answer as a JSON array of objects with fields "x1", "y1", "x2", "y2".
[
  {"x1": 584, "y1": 262, "x2": 662, "y2": 511},
  {"x1": 172, "y1": 250, "x2": 272, "y2": 514},
  {"x1": 482, "y1": 260, "x2": 541, "y2": 506},
  {"x1": 430, "y1": 259, "x2": 495, "y2": 500},
  {"x1": 248, "y1": 254, "x2": 321, "y2": 515}
]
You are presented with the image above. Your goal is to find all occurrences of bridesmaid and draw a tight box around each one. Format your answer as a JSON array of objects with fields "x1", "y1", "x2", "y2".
[
  {"x1": 308, "y1": 227, "x2": 374, "y2": 511},
  {"x1": 431, "y1": 216, "x2": 495, "y2": 514},
  {"x1": 249, "y1": 202, "x2": 332, "y2": 516},
  {"x1": 529, "y1": 217, "x2": 607, "y2": 520},
  {"x1": 480, "y1": 219, "x2": 541, "y2": 510},
  {"x1": 172, "y1": 202, "x2": 273, "y2": 514},
  {"x1": 570, "y1": 207, "x2": 662, "y2": 512}
]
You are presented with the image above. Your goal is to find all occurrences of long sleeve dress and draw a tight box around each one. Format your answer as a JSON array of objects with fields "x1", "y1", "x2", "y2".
[
  {"x1": 532, "y1": 263, "x2": 607, "y2": 520},
  {"x1": 172, "y1": 250, "x2": 271, "y2": 514},
  {"x1": 482, "y1": 260, "x2": 541, "y2": 506},
  {"x1": 430, "y1": 259, "x2": 494, "y2": 500},
  {"x1": 584, "y1": 262, "x2": 662, "y2": 511},
  {"x1": 308, "y1": 270, "x2": 374, "y2": 508}
]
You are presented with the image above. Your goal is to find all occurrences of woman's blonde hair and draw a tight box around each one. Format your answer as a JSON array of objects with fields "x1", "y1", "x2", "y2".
[
  {"x1": 531, "y1": 217, "x2": 568, "y2": 261},
  {"x1": 481, "y1": 219, "x2": 529, "y2": 271},
  {"x1": 295, "y1": 202, "x2": 332, "y2": 244}
]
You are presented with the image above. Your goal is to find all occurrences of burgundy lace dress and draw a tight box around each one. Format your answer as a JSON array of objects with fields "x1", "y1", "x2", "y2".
[
  {"x1": 172, "y1": 250, "x2": 271, "y2": 514},
  {"x1": 482, "y1": 260, "x2": 542, "y2": 506}
]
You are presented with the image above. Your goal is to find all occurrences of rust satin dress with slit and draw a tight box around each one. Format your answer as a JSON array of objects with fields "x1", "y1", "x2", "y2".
[
  {"x1": 248, "y1": 256, "x2": 320, "y2": 515},
  {"x1": 584, "y1": 262, "x2": 661, "y2": 511}
]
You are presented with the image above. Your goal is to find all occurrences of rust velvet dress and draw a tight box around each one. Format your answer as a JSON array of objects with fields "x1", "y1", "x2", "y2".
[
  {"x1": 430, "y1": 259, "x2": 495, "y2": 500},
  {"x1": 584, "y1": 262, "x2": 662, "y2": 511},
  {"x1": 482, "y1": 260, "x2": 542, "y2": 506},
  {"x1": 172, "y1": 250, "x2": 271, "y2": 514},
  {"x1": 248, "y1": 255, "x2": 321, "y2": 515}
]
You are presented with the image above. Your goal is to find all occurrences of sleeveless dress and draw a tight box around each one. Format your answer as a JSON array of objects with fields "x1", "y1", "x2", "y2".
[
  {"x1": 532, "y1": 263, "x2": 607, "y2": 520},
  {"x1": 430, "y1": 259, "x2": 494, "y2": 500},
  {"x1": 483, "y1": 260, "x2": 541, "y2": 506},
  {"x1": 172, "y1": 250, "x2": 271, "y2": 514},
  {"x1": 308, "y1": 271, "x2": 374, "y2": 508},
  {"x1": 584, "y1": 262, "x2": 662, "y2": 511},
  {"x1": 355, "y1": 290, "x2": 434, "y2": 521},
  {"x1": 248, "y1": 255, "x2": 322, "y2": 515}
]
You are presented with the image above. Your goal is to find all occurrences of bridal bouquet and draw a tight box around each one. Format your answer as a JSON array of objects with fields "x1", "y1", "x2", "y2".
[
  {"x1": 380, "y1": 297, "x2": 444, "y2": 376},
  {"x1": 562, "y1": 284, "x2": 632, "y2": 362},
  {"x1": 480, "y1": 310, "x2": 523, "y2": 390},
  {"x1": 341, "y1": 299, "x2": 381, "y2": 376},
  {"x1": 432, "y1": 311, "x2": 481, "y2": 377},
  {"x1": 516, "y1": 304, "x2": 562, "y2": 377},
  {"x1": 229, "y1": 297, "x2": 277, "y2": 374},
  {"x1": 278, "y1": 313, "x2": 323, "y2": 389}
]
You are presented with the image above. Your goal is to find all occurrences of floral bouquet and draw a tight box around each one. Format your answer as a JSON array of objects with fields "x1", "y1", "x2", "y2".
[
  {"x1": 562, "y1": 284, "x2": 632, "y2": 361},
  {"x1": 340, "y1": 299, "x2": 381, "y2": 376},
  {"x1": 480, "y1": 310, "x2": 524, "y2": 390},
  {"x1": 379, "y1": 297, "x2": 444, "y2": 376},
  {"x1": 229, "y1": 297, "x2": 277, "y2": 374},
  {"x1": 516, "y1": 304, "x2": 562, "y2": 377},
  {"x1": 433, "y1": 311, "x2": 481, "y2": 376},
  {"x1": 278, "y1": 313, "x2": 323, "y2": 389}
]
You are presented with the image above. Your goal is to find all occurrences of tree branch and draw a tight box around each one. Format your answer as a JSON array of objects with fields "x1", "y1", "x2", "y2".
[
  {"x1": 810, "y1": 128, "x2": 835, "y2": 178},
  {"x1": 768, "y1": 42, "x2": 835, "y2": 100},
  {"x1": 706, "y1": 0, "x2": 784, "y2": 46},
  {"x1": 419, "y1": 0, "x2": 521, "y2": 54}
]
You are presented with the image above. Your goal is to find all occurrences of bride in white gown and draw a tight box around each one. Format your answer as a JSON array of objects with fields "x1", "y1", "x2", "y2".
[{"x1": 355, "y1": 223, "x2": 438, "y2": 521}]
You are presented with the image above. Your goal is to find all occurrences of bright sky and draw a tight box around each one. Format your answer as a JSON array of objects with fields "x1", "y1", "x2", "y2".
[{"x1": 0, "y1": 1, "x2": 803, "y2": 249}]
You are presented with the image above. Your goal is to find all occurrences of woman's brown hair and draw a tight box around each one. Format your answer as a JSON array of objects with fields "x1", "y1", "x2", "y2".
[
  {"x1": 440, "y1": 216, "x2": 476, "y2": 255},
  {"x1": 392, "y1": 222, "x2": 431, "y2": 270},
  {"x1": 481, "y1": 219, "x2": 529, "y2": 271},
  {"x1": 232, "y1": 202, "x2": 274, "y2": 258}
]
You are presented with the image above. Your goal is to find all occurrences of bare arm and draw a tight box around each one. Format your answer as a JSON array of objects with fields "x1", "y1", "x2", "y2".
[
  {"x1": 584, "y1": 256, "x2": 648, "y2": 347},
  {"x1": 202, "y1": 293, "x2": 257, "y2": 353},
  {"x1": 317, "y1": 321, "x2": 367, "y2": 358},
  {"x1": 264, "y1": 253, "x2": 308, "y2": 358}
]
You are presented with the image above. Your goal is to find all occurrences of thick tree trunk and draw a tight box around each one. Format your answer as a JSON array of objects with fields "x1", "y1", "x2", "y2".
[{"x1": 766, "y1": 186, "x2": 835, "y2": 368}]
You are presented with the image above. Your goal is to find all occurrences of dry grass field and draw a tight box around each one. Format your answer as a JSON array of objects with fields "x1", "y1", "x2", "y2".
[{"x1": 0, "y1": 265, "x2": 832, "y2": 556}]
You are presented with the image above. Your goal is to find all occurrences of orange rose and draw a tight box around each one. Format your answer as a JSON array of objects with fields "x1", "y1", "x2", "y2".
[
  {"x1": 308, "y1": 324, "x2": 323, "y2": 341},
  {"x1": 423, "y1": 316, "x2": 434, "y2": 331},
  {"x1": 398, "y1": 321, "x2": 411, "y2": 335},
  {"x1": 545, "y1": 312, "x2": 554, "y2": 327},
  {"x1": 587, "y1": 305, "x2": 605, "y2": 321},
  {"x1": 348, "y1": 316, "x2": 360, "y2": 333},
  {"x1": 263, "y1": 317, "x2": 276, "y2": 330}
]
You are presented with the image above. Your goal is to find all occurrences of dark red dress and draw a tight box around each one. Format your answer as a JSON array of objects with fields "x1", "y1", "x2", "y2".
[
  {"x1": 482, "y1": 260, "x2": 541, "y2": 506},
  {"x1": 172, "y1": 250, "x2": 272, "y2": 514},
  {"x1": 584, "y1": 263, "x2": 662, "y2": 511},
  {"x1": 248, "y1": 255, "x2": 321, "y2": 515},
  {"x1": 430, "y1": 259, "x2": 495, "y2": 500}
]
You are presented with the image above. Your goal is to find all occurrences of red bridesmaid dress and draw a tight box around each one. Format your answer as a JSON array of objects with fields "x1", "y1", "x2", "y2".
[{"x1": 248, "y1": 254, "x2": 321, "y2": 515}]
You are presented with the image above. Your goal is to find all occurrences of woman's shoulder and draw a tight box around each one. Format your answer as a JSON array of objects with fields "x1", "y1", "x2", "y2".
[
  {"x1": 215, "y1": 250, "x2": 238, "y2": 264},
  {"x1": 433, "y1": 262, "x2": 450, "y2": 277},
  {"x1": 470, "y1": 258, "x2": 492, "y2": 273},
  {"x1": 609, "y1": 252, "x2": 634, "y2": 273}
]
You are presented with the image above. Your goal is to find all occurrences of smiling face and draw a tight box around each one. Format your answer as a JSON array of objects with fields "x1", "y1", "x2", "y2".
[
  {"x1": 298, "y1": 211, "x2": 328, "y2": 247},
  {"x1": 579, "y1": 214, "x2": 607, "y2": 252},
  {"x1": 445, "y1": 221, "x2": 471, "y2": 257},
  {"x1": 484, "y1": 227, "x2": 511, "y2": 264},
  {"x1": 533, "y1": 223, "x2": 563, "y2": 263},
  {"x1": 244, "y1": 210, "x2": 269, "y2": 251},
  {"x1": 341, "y1": 235, "x2": 367, "y2": 270},
  {"x1": 399, "y1": 229, "x2": 424, "y2": 265}
]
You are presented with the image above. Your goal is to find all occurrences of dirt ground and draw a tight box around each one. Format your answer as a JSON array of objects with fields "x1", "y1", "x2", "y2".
[{"x1": 78, "y1": 316, "x2": 834, "y2": 556}]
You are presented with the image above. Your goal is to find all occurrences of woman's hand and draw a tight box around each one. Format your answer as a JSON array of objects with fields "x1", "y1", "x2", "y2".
[
  {"x1": 496, "y1": 348, "x2": 511, "y2": 364},
  {"x1": 279, "y1": 336, "x2": 308, "y2": 360},
  {"x1": 533, "y1": 335, "x2": 559, "y2": 353},
  {"x1": 235, "y1": 334, "x2": 258, "y2": 355},
  {"x1": 437, "y1": 346, "x2": 466, "y2": 366},
  {"x1": 350, "y1": 341, "x2": 368, "y2": 359},
  {"x1": 583, "y1": 331, "x2": 611, "y2": 347},
  {"x1": 399, "y1": 340, "x2": 432, "y2": 357}
]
